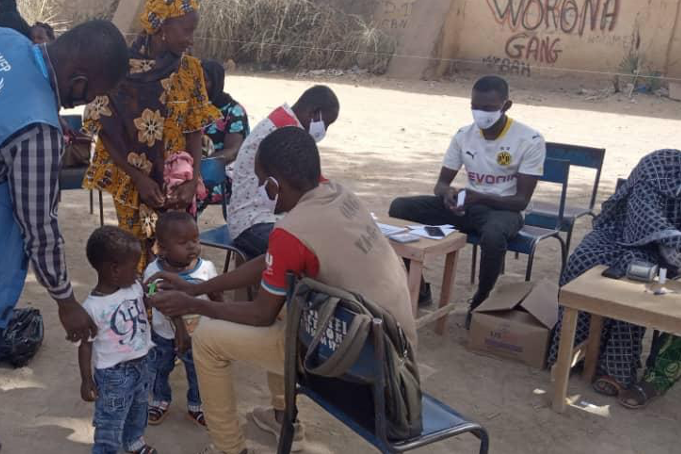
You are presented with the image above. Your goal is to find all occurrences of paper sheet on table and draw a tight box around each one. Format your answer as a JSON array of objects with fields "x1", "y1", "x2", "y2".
[
  {"x1": 376, "y1": 222, "x2": 408, "y2": 237},
  {"x1": 407, "y1": 225, "x2": 457, "y2": 240}
]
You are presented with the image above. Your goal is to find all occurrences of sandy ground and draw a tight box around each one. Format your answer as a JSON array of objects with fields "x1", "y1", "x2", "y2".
[{"x1": 2, "y1": 72, "x2": 681, "y2": 454}]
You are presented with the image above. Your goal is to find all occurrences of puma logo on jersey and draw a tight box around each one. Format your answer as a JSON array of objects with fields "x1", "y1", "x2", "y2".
[{"x1": 465, "y1": 151, "x2": 476, "y2": 159}]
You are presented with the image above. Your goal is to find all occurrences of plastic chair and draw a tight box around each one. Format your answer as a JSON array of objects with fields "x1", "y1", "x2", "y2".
[
  {"x1": 59, "y1": 114, "x2": 105, "y2": 226},
  {"x1": 199, "y1": 155, "x2": 229, "y2": 221},
  {"x1": 198, "y1": 156, "x2": 249, "y2": 288},
  {"x1": 524, "y1": 142, "x2": 606, "y2": 252},
  {"x1": 469, "y1": 158, "x2": 570, "y2": 283},
  {"x1": 279, "y1": 277, "x2": 490, "y2": 454}
]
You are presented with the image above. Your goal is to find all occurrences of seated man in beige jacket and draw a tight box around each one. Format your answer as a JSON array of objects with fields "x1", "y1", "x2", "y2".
[{"x1": 149, "y1": 126, "x2": 416, "y2": 454}]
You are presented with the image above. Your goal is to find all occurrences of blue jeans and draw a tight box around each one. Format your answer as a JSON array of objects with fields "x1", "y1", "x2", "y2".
[
  {"x1": 233, "y1": 222, "x2": 274, "y2": 260},
  {"x1": 93, "y1": 356, "x2": 150, "y2": 454},
  {"x1": 149, "y1": 332, "x2": 201, "y2": 410}
]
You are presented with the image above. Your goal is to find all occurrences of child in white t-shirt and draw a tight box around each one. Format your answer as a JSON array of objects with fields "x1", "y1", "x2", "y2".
[
  {"x1": 79, "y1": 226, "x2": 156, "y2": 454},
  {"x1": 145, "y1": 212, "x2": 222, "y2": 427}
]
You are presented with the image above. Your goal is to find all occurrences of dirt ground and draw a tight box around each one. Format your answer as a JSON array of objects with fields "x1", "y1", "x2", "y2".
[{"x1": 2, "y1": 72, "x2": 681, "y2": 454}]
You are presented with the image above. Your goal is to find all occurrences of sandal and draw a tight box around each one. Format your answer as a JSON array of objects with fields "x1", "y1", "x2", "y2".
[
  {"x1": 619, "y1": 382, "x2": 661, "y2": 410},
  {"x1": 128, "y1": 445, "x2": 158, "y2": 454},
  {"x1": 188, "y1": 409, "x2": 207, "y2": 428},
  {"x1": 148, "y1": 404, "x2": 170, "y2": 426},
  {"x1": 592, "y1": 375, "x2": 623, "y2": 397}
]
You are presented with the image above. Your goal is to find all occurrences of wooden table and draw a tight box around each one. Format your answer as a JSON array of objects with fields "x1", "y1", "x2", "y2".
[
  {"x1": 378, "y1": 217, "x2": 468, "y2": 335},
  {"x1": 552, "y1": 266, "x2": 681, "y2": 412}
]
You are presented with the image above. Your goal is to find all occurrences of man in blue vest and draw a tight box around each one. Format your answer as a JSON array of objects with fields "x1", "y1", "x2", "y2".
[{"x1": 0, "y1": 21, "x2": 129, "y2": 345}]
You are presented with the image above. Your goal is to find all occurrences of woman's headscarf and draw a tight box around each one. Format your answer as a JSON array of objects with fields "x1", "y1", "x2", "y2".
[
  {"x1": 140, "y1": 0, "x2": 199, "y2": 35},
  {"x1": 595, "y1": 149, "x2": 681, "y2": 249},
  {"x1": 201, "y1": 60, "x2": 233, "y2": 108}
]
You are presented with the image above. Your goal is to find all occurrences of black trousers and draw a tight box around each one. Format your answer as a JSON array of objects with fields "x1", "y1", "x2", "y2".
[{"x1": 389, "y1": 195, "x2": 523, "y2": 304}]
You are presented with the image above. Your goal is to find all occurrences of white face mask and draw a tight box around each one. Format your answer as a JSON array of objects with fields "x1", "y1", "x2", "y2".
[
  {"x1": 308, "y1": 113, "x2": 327, "y2": 143},
  {"x1": 257, "y1": 177, "x2": 279, "y2": 213},
  {"x1": 472, "y1": 109, "x2": 502, "y2": 130}
]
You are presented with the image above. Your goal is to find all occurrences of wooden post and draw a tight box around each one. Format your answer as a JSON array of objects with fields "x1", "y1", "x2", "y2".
[
  {"x1": 583, "y1": 315, "x2": 604, "y2": 382},
  {"x1": 407, "y1": 260, "x2": 424, "y2": 317},
  {"x1": 552, "y1": 307, "x2": 579, "y2": 413},
  {"x1": 435, "y1": 251, "x2": 458, "y2": 335}
]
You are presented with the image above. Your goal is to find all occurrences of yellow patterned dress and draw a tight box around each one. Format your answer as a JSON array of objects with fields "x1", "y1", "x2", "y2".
[{"x1": 83, "y1": 39, "x2": 219, "y2": 269}]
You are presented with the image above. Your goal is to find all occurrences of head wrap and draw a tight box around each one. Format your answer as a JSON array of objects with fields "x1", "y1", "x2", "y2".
[{"x1": 140, "y1": 0, "x2": 199, "y2": 35}]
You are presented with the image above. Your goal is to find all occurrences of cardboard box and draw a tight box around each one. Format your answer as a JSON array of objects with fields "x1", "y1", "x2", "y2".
[{"x1": 468, "y1": 279, "x2": 559, "y2": 368}]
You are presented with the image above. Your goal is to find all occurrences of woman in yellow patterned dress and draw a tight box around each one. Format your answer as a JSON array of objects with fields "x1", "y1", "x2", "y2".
[{"x1": 83, "y1": 0, "x2": 219, "y2": 268}]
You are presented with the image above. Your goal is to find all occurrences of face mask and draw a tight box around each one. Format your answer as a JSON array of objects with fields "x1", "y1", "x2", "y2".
[
  {"x1": 472, "y1": 109, "x2": 502, "y2": 130},
  {"x1": 308, "y1": 113, "x2": 326, "y2": 143},
  {"x1": 257, "y1": 177, "x2": 279, "y2": 213}
]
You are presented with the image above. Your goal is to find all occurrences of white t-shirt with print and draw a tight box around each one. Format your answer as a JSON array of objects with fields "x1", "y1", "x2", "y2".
[
  {"x1": 443, "y1": 118, "x2": 546, "y2": 197},
  {"x1": 82, "y1": 282, "x2": 153, "y2": 370},
  {"x1": 227, "y1": 103, "x2": 303, "y2": 240},
  {"x1": 144, "y1": 258, "x2": 218, "y2": 340}
]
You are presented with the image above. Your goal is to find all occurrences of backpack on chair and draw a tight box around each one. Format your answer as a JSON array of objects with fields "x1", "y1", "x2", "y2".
[{"x1": 285, "y1": 278, "x2": 423, "y2": 441}]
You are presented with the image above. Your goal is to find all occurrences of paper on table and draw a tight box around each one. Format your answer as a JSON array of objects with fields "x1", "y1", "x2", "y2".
[
  {"x1": 408, "y1": 225, "x2": 457, "y2": 240},
  {"x1": 376, "y1": 222, "x2": 408, "y2": 237}
]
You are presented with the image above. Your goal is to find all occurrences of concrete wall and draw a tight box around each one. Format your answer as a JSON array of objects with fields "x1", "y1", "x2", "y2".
[
  {"x1": 55, "y1": 0, "x2": 119, "y2": 24},
  {"x1": 376, "y1": 0, "x2": 681, "y2": 80}
]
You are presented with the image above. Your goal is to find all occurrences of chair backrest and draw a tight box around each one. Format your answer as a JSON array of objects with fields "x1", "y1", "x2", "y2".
[
  {"x1": 525, "y1": 158, "x2": 570, "y2": 229},
  {"x1": 200, "y1": 156, "x2": 228, "y2": 187},
  {"x1": 286, "y1": 277, "x2": 392, "y2": 442},
  {"x1": 61, "y1": 114, "x2": 82, "y2": 132},
  {"x1": 546, "y1": 142, "x2": 606, "y2": 210},
  {"x1": 296, "y1": 291, "x2": 381, "y2": 383}
]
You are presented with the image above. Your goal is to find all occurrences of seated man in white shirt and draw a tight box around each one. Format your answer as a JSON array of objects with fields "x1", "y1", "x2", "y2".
[
  {"x1": 389, "y1": 75, "x2": 546, "y2": 328},
  {"x1": 227, "y1": 86, "x2": 339, "y2": 260}
]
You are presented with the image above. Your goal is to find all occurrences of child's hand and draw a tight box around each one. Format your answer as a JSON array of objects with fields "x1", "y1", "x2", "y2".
[{"x1": 80, "y1": 379, "x2": 98, "y2": 402}]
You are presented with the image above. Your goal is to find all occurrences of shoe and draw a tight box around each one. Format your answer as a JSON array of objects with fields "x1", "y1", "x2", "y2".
[
  {"x1": 465, "y1": 292, "x2": 489, "y2": 331},
  {"x1": 251, "y1": 406, "x2": 305, "y2": 452},
  {"x1": 418, "y1": 282, "x2": 433, "y2": 307},
  {"x1": 464, "y1": 309, "x2": 473, "y2": 331}
]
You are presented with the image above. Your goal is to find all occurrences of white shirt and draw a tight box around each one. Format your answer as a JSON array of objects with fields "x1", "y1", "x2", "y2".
[
  {"x1": 82, "y1": 283, "x2": 152, "y2": 370},
  {"x1": 443, "y1": 118, "x2": 546, "y2": 197},
  {"x1": 144, "y1": 258, "x2": 218, "y2": 340},
  {"x1": 227, "y1": 103, "x2": 302, "y2": 239}
]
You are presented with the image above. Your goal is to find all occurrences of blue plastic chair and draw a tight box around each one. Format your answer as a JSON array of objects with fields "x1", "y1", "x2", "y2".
[
  {"x1": 199, "y1": 155, "x2": 229, "y2": 221},
  {"x1": 279, "y1": 277, "x2": 490, "y2": 454},
  {"x1": 198, "y1": 156, "x2": 249, "y2": 277},
  {"x1": 58, "y1": 114, "x2": 105, "y2": 225},
  {"x1": 524, "y1": 142, "x2": 606, "y2": 252},
  {"x1": 469, "y1": 158, "x2": 570, "y2": 283}
]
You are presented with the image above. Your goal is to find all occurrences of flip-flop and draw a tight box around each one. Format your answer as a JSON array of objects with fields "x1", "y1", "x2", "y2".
[
  {"x1": 619, "y1": 383, "x2": 660, "y2": 410},
  {"x1": 187, "y1": 409, "x2": 207, "y2": 428},
  {"x1": 148, "y1": 405, "x2": 170, "y2": 426},
  {"x1": 592, "y1": 376, "x2": 622, "y2": 397}
]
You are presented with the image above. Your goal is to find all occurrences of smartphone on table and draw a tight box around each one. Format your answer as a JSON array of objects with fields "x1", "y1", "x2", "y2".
[{"x1": 425, "y1": 226, "x2": 445, "y2": 238}]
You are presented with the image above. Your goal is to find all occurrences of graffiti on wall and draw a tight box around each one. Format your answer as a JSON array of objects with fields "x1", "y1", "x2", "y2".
[
  {"x1": 486, "y1": 0, "x2": 620, "y2": 35},
  {"x1": 484, "y1": 0, "x2": 621, "y2": 70},
  {"x1": 483, "y1": 56, "x2": 532, "y2": 77},
  {"x1": 378, "y1": 0, "x2": 416, "y2": 29}
]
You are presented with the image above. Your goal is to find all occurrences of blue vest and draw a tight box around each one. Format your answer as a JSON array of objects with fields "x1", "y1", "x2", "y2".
[
  {"x1": 0, "y1": 28, "x2": 61, "y2": 329},
  {"x1": 0, "y1": 27, "x2": 61, "y2": 145}
]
